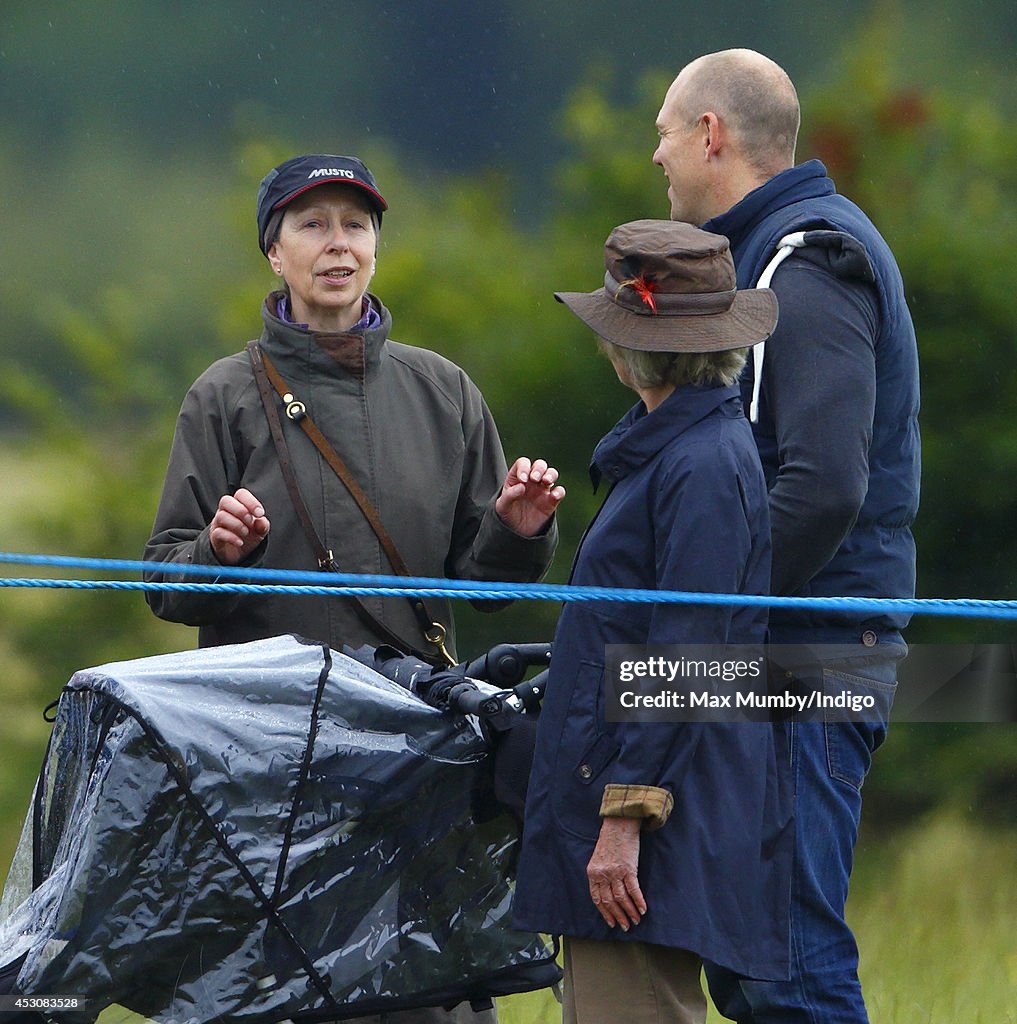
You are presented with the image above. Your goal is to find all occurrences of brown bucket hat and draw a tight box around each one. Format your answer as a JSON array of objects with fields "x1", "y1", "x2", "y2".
[{"x1": 555, "y1": 219, "x2": 778, "y2": 352}]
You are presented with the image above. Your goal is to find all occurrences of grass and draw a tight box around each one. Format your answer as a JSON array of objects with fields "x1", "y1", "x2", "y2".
[
  {"x1": 0, "y1": 635, "x2": 54, "y2": 861},
  {"x1": 850, "y1": 814, "x2": 1017, "y2": 1022}
]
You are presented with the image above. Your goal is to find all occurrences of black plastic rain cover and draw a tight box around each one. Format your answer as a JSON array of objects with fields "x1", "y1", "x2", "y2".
[{"x1": 0, "y1": 635, "x2": 559, "y2": 1022}]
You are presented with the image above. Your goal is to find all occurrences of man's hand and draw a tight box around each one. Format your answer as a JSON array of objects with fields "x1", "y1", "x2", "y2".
[
  {"x1": 210, "y1": 488, "x2": 270, "y2": 565},
  {"x1": 587, "y1": 816, "x2": 647, "y2": 931},
  {"x1": 495, "y1": 457, "x2": 565, "y2": 537}
]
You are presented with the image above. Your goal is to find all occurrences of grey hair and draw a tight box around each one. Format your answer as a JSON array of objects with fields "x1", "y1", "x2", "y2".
[
  {"x1": 676, "y1": 49, "x2": 800, "y2": 176},
  {"x1": 599, "y1": 339, "x2": 748, "y2": 389}
]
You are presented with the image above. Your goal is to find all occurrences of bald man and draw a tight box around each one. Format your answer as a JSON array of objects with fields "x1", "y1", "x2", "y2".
[{"x1": 653, "y1": 50, "x2": 920, "y2": 1024}]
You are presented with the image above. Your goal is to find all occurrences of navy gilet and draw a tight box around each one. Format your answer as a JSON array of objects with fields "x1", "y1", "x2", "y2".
[{"x1": 705, "y1": 160, "x2": 920, "y2": 644}]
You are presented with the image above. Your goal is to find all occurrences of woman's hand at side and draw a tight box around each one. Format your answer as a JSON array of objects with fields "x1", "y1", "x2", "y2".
[{"x1": 587, "y1": 816, "x2": 647, "y2": 932}]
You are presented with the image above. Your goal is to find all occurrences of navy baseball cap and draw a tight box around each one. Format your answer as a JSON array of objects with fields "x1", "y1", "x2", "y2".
[{"x1": 256, "y1": 154, "x2": 388, "y2": 255}]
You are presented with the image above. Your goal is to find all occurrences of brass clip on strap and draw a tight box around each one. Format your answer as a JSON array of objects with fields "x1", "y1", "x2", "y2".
[{"x1": 423, "y1": 620, "x2": 455, "y2": 669}]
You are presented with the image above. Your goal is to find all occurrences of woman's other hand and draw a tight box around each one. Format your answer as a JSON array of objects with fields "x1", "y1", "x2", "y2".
[
  {"x1": 587, "y1": 816, "x2": 647, "y2": 931},
  {"x1": 210, "y1": 488, "x2": 271, "y2": 565},
  {"x1": 495, "y1": 457, "x2": 565, "y2": 537}
]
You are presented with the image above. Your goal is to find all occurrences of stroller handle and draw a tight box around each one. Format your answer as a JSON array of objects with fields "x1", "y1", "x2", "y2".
[
  {"x1": 360, "y1": 641, "x2": 551, "y2": 719},
  {"x1": 463, "y1": 642, "x2": 552, "y2": 689},
  {"x1": 444, "y1": 668, "x2": 549, "y2": 719}
]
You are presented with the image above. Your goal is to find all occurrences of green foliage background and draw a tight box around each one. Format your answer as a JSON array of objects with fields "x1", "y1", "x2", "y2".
[{"x1": 0, "y1": 3, "x2": 1016, "y2": 1015}]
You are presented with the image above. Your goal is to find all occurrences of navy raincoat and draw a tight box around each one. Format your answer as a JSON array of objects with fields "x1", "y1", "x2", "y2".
[{"x1": 513, "y1": 383, "x2": 792, "y2": 980}]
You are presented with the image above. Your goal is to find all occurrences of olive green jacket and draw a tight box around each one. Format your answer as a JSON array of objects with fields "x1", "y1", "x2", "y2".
[{"x1": 144, "y1": 292, "x2": 556, "y2": 658}]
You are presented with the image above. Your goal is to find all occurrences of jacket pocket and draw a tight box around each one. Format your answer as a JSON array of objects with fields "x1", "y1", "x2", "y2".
[{"x1": 552, "y1": 661, "x2": 620, "y2": 841}]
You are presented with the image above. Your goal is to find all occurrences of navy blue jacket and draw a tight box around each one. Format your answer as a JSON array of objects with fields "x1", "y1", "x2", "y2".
[
  {"x1": 513, "y1": 384, "x2": 792, "y2": 980},
  {"x1": 704, "y1": 160, "x2": 920, "y2": 645}
]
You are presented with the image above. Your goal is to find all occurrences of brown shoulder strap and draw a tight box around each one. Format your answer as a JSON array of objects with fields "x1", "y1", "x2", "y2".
[
  {"x1": 247, "y1": 342, "x2": 331, "y2": 569},
  {"x1": 246, "y1": 341, "x2": 454, "y2": 666},
  {"x1": 259, "y1": 347, "x2": 416, "y2": 578}
]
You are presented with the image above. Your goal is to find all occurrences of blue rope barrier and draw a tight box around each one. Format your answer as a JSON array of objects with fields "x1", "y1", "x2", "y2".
[
  {"x1": 2, "y1": 551, "x2": 1017, "y2": 621},
  {"x1": 0, "y1": 551, "x2": 494, "y2": 589}
]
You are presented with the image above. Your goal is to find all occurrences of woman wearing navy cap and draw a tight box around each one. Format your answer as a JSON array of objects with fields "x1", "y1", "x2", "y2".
[{"x1": 144, "y1": 153, "x2": 563, "y2": 708}]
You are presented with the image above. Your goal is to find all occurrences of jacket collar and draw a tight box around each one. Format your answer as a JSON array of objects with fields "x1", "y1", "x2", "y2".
[
  {"x1": 259, "y1": 290, "x2": 392, "y2": 381},
  {"x1": 703, "y1": 159, "x2": 835, "y2": 250},
  {"x1": 590, "y1": 382, "x2": 742, "y2": 490}
]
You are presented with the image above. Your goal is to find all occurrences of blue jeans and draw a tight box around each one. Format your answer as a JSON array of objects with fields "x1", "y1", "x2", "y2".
[{"x1": 704, "y1": 651, "x2": 900, "y2": 1024}]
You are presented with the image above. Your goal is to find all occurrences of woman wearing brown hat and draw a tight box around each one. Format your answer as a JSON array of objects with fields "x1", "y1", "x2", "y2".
[{"x1": 512, "y1": 221, "x2": 793, "y2": 1024}]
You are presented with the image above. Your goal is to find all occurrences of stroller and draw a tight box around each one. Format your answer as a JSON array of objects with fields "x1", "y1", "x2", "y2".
[{"x1": 0, "y1": 634, "x2": 558, "y2": 1023}]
